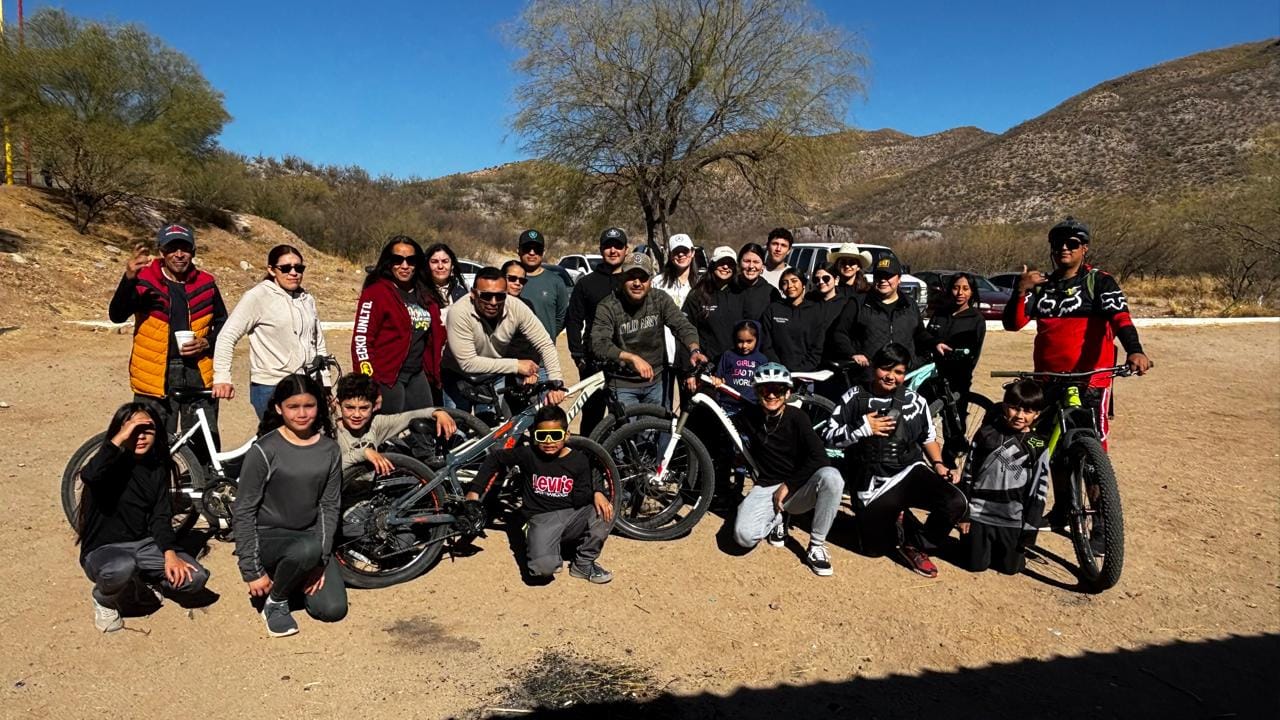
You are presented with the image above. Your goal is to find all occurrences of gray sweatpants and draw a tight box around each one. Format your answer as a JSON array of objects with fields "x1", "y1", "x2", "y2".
[
  {"x1": 734, "y1": 466, "x2": 843, "y2": 549},
  {"x1": 525, "y1": 506, "x2": 613, "y2": 577},
  {"x1": 82, "y1": 537, "x2": 210, "y2": 608}
]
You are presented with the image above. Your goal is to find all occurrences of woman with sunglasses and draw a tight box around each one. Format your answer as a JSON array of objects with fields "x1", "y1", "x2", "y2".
[
  {"x1": 350, "y1": 236, "x2": 446, "y2": 414},
  {"x1": 425, "y1": 242, "x2": 469, "y2": 321},
  {"x1": 213, "y1": 244, "x2": 331, "y2": 418},
  {"x1": 653, "y1": 234, "x2": 697, "y2": 405},
  {"x1": 761, "y1": 268, "x2": 826, "y2": 372}
]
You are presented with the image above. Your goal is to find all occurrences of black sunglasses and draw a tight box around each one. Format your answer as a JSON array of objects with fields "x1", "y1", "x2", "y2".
[
  {"x1": 600, "y1": 240, "x2": 627, "y2": 250},
  {"x1": 1050, "y1": 238, "x2": 1085, "y2": 251},
  {"x1": 815, "y1": 275, "x2": 833, "y2": 284},
  {"x1": 391, "y1": 254, "x2": 420, "y2": 267},
  {"x1": 476, "y1": 291, "x2": 507, "y2": 302},
  {"x1": 505, "y1": 274, "x2": 527, "y2": 284},
  {"x1": 274, "y1": 263, "x2": 306, "y2": 274},
  {"x1": 519, "y1": 243, "x2": 544, "y2": 255}
]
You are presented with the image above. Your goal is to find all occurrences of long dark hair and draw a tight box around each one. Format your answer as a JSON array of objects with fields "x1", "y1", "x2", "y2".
[
  {"x1": 424, "y1": 242, "x2": 467, "y2": 302},
  {"x1": 263, "y1": 244, "x2": 304, "y2": 282},
  {"x1": 363, "y1": 235, "x2": 439, "y2": 306},
  {"x1": 76, "y1": 402, "x2": 171, "y2": 542},
  {"x1": 660, "y1": 248, "x2": 694, "y2": 287},
  {"x1": 688, "y1": 259, "x2": 736, "y2": 322},
  {"x1": 939, "y1": 272, "x2": 982, "y2": 313},
  {"x1": 736, "y1": 243, "x2": 767, "y2": 288},
  {"x1": 257, "y1": 373, "x2": 334, "y2": 438}
]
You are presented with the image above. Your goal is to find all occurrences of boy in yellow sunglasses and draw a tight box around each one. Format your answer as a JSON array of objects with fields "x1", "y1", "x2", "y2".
[{"x1": 465, "y1": 405, "x2": 615, "y2": 583}]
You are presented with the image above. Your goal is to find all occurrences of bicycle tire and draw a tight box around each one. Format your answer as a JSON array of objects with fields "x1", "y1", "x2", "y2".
[
  {"x1": 424, "y1": 409, "x2": 492, "y2": 470},
  {"x1": 1066, "y1": 437, "x2": 1125, "y2": 592},
  {"x1": 930, "y1": 391, "x2": 994, "y2": 472},
  {"x1": 793, "y1": 394, "x2": 836, "y2": 435},
  {"x1": 586, "y1": 403, "x2": 673, "y2": 445},
  {"x1": 602, "y1": 416, "x2": 715, "y2": 541},
  {"x1": 479, "y1": 436, "x2": 622, "y2": 527},
  {"x1": 61, "y1": 432, "x2": 206, "y2": 532},
  {"x1": 334, "y1": 452, "x2": 450, "y2": 589}
]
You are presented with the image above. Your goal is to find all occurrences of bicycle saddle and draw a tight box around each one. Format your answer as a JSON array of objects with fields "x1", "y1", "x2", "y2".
[{"x1": 790, "y1": 370, "x2": 833, "y2": 383}]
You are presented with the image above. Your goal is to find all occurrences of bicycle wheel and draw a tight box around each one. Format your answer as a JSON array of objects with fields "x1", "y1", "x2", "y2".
[
  {"x1": 1065, "y1": 437, "x2": 1125, "y2": 592},
  {"x1": 61, "y1": 432, "x2": 206, "y2": 533},
  {"x1": 602, "y1": 417, "x2": 714, "y2": 541},
  {"x1": 931, "y1": 391, "x2": 994, "y2": 472},
  {"x1": 482, "y1": 436, "x2": 622, "y2": 528},
  {"x1": 586, "y1": 403, "x2": 673, "y2": 445},
  {"x1": 334, "y1": 452, "x2": 450, "y2": 589},
  {"x1": 793, "y1": 394, "x2": 835, "y2": 434},
  {"x1": 424, "y1": 409, "x2": 492, "y2": 470}
]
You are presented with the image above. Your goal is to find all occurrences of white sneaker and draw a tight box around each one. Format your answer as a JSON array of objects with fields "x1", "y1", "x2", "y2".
[
  {"x1": 93, "y1": 598, "x2": 123, "y2": 633},
  {"x1": 806, "y1": 544, "x2": 834, "y2": 577}
]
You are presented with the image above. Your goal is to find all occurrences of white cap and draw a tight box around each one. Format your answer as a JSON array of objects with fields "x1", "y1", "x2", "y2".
[
  {"x1": 710, "y1": 246, "x2": 737, "y2": 263},
  {"x1": 667, "y1": 233, "x2": 693, "y2": 253}
]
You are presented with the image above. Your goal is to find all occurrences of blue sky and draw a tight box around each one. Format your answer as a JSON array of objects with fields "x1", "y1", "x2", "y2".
[{"x1": 15, "y1": 0, "x2": 1279, "y2": 179}]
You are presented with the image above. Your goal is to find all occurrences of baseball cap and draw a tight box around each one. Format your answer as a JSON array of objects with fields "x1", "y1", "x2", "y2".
[
  {"x1": 872, "y1": 255, "x2": 902, "y2": 277},
  {"x1": 668, "y1": 233, "x2": 694, "y2": 253},
  {"x1": 620, "y1": 252, "x2": 658, "y2": 277},
  {"x1": 156, "y1": 223, "x2": 195, "y2": 251},
  {"x1": 709, "y1": 246, "x2": 737, "y2": 264},
  {"x1": 517, "y1": 229, "x2": 545, "y2": 250},
  {"x1": 599, "y1": 227, "x2": 628, "y2": 248}
]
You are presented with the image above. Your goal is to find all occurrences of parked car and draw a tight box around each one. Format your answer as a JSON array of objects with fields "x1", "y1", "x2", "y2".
[
  {"x1": 557, "y1": 253, "x2": 602, "y2": 282},
  {"x1": 915, "y1": 270, "x2": 1011, "y2": 320},
  {"x1": 987, "y1": 272, "x2": 1023, "y2": 293},
  {"x1": 457, "y1": 258, "x2": 482, "y2": 289},
  {"x1": 786, "y1": 242, "x2": 929, "y2": 314}
]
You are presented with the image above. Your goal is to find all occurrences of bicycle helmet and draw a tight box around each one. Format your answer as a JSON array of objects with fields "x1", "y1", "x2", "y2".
[
  {"x1": 1049, "y1": 216, "x2": 1090, "y2": 244},
  {"x1": 753, "y1": 362, "x2": 792, "y2": 387}
]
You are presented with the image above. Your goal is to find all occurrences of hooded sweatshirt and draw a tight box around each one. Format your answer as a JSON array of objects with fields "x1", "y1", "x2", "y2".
[
  {"x1": 592, "y1": 288, "x2": 700, "y2": 387},
  {"x1": 214, "y1": 280, "x2": 330, "y2": 386},
  {"x1": 761, "y1": 299, "x2": 826, "y2": 372}
]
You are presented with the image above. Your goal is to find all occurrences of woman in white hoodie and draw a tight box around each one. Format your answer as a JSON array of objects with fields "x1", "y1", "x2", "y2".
[{"x1": 213, "y1": 245, "x2": 330, "y2": 418}]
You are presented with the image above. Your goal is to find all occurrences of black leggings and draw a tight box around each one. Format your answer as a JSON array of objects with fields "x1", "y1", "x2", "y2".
[
  {"x1": 258, "y1": 527, "x2": 347, "y2": 622},
  {"x1": 379, "y1": 371, "x2": 435, "y2": 415},
  {"x1": 858, "y1": 465, "x2": 968, "y2": 555}
]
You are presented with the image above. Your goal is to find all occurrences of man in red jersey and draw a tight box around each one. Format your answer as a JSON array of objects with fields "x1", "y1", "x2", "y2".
[{"x1": 1003, "y1": 217, "x2": 1152, "y2": 450}]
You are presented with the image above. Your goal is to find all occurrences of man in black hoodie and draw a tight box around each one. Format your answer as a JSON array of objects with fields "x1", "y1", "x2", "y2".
[
  {"x1": 565, "y1": 227, "x2": 629, "y2": 434},
  {"x1": 830, "y1": 255, "x2": 941, "y2": 384}
]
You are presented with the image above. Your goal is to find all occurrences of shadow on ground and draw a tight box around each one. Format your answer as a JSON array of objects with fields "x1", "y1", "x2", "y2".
[{"x1": 461, "y1": 633, "x2": 1279, "y2": 719}]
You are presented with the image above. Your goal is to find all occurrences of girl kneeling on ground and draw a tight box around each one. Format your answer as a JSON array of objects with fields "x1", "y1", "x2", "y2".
[
  {"x1": 232, "y1": 374, "x2": 346, "y2": 638},
  {"x1": 78, "y1": 402, "x2": 210, "y2": 633},
  {"x1": 823, "y1": 343, "x2": 968, "y2": 578}
]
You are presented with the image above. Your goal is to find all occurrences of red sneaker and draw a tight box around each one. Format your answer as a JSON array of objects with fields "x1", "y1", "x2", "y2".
[{"x1": 897, "y1": 545, "x2": 938, "y2": 578}]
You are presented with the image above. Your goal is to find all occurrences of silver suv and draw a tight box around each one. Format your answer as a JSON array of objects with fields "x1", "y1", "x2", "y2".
[{"x1": 786, "y1": 243, "x2": 929, "y2": 313}]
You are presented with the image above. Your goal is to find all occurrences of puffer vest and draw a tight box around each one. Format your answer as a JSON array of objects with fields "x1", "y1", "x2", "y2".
[{"x1": 129, "y1": 260, "x2": 217, "y2": 397}]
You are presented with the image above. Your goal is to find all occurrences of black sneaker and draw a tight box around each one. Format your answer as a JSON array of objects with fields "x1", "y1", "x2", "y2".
[
  {"x1": 767, "y1": 519, "x2": 787, "y2": 548},
  {"x1": 568, "y1": 562, "x2": 613, "y2": 584},
  {"x1": 806, "y1": 544, "x2": 833, "y2": 577},
  {"x1": 261, "y1": 598, "x2": 299, "y2": 638}
]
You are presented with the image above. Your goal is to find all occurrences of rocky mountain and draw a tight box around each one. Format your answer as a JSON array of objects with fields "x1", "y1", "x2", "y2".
[{"x1": 828, "y1": 39, "x2": 1280, "y2": 228}]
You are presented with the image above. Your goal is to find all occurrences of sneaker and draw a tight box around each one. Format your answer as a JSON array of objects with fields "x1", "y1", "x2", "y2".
[
  {"x1": 93, "y1": 598, "x2": 123, "y2": 633},
  {"x1": 568, "y1": 562, "x2": 613, "y2": 584},
  {"x1": 806, "y1": 544, "x2": 833, "y2": 577},
  {"x1": 261, "y1": 598, "x2": 299, "y2": 638},
  {"x1": 767, "y1": 520, "x2": 787, "y2": 548},
  {"x1": 897, "y1": 545, "x2": 938, "y2": 578}
]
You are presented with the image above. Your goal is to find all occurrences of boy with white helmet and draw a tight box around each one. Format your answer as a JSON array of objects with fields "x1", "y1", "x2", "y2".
[{"x1": 732, "y1": 362, "x2": 844, "y2": 576}]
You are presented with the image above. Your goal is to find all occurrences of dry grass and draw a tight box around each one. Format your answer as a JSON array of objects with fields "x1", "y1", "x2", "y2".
[{"x1": 1124, "y1": 275, "x2": 1279, "y2": 317}]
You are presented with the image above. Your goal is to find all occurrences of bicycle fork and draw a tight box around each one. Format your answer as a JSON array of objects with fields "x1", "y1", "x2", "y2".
[{"x1": 650, "y1": 415, "x2": 685, "y2": 486}]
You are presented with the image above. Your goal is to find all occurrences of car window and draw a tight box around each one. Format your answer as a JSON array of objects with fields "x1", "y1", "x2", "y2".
[{"x1": 813, "y1": 249, "x2": 828, "y2": 271}]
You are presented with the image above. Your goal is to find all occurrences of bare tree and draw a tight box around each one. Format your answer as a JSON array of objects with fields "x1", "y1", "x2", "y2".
[{"x1": 508, "y1": 0, "x2": 865, "y2": 257}]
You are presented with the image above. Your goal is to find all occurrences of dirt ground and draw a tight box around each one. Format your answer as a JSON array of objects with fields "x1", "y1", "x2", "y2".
[{"x1": 0, "y1": 323, "x2": 1277, "y2": 719}]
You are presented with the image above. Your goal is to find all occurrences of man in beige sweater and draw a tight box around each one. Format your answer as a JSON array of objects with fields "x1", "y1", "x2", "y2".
[{"x1": 441, "y1": 267, "x2": 567, "y2": 411}]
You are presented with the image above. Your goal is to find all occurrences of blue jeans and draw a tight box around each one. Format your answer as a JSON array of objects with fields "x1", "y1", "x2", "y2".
[
  {"x1": 441, "y1": 367, "x2": 504, "y2": 415},
  {"x1": 613, "y1": 380, "x2": 664, "y2": 407},
  {"x1": 249, "y1": 383, "x2": 275, "y2": 419}
]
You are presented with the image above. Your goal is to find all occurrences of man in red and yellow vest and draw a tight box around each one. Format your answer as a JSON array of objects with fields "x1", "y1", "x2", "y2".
[{"x1": 109, "y1": 223, "x2": 228, "y2": 449}]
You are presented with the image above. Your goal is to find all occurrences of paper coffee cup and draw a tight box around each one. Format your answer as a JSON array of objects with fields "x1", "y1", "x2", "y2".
[{"x1": 174, "y1": 330, "x2": 196, "y2": 346}]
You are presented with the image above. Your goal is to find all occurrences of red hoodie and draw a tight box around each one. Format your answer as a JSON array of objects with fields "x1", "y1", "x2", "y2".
[{"x1": 351, "y1": 278, "x2": 446, "y2": 386}]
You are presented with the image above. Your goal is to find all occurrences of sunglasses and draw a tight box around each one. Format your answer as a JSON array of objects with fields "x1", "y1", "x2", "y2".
[
  {"x1": 1050, "y1": 238, "x2": 1084, "y2": 251},
  {"x1": 505, "y1": 274, "x2": 527, "y2": 284},
  {"x1": 274, "y1": 263, "x2": 306, "y2": 274},
  {"x1": 756, "y1": 385, "x2": 788, "y2": 398},
  {"x1": 519, "y1": 244, "x2": 544, "y2": 255},
  {"x1": 600, "y1": 240, "x2": 628, "y2": 251},
  {"x1": 477, "y1": 291, "x2": 507, "y2": 303},
  {"x1": 532, "y1": 428, "x2": 566, "y2": 443},
  {"x1": 815, "y1": 275, "x2": 834, "y2": 284},
  {"x1": 391, "y1": 254, "x2": 420, "y2": 267},
  {"x1": 670, "y1": 247, "x2": 692, "y2": 256}
]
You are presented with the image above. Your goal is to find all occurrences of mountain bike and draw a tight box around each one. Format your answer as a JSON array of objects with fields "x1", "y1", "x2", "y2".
[
  {"x1": 600, "y1": 365, "x2": 772, "y2": 541},
  {"x1": 906, "y1": 350, "x2": 993, "y2": 472},
  {"x1": 334, "y1": 379, "x2": 620, "y2": 589},
  {"x1": 60, "y1": 355, "x2": 344, "y2": 536},
  {"x1": 989, "y1": 365, "x2": 1140, "y2": 592}
]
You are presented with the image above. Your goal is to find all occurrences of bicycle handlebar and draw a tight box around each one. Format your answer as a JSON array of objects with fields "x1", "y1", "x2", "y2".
[{"x1": 990, "y1": 364, "x2": 1147, "y2": 381}]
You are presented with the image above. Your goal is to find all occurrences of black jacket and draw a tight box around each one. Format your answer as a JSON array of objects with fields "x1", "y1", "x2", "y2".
[
  {"x1": 927, "y1": 306, "x2": 986, "y2": 389},
  {"x1": 761, "y1": 300, "x2": 826, "y2": 372},
  {"x1": 565, "y1": 267, "x2": 622, "y2": 363},
  {"x1": 77, "y1": 442, "x2": 178, "y2": 560},
  {"x1": 738, "y1": 278, "x2": 781, "y2": 321},
  {"x1": 831, "y1": 293, "x2": 935, "y2": 367},
  {"x1": 682, "y1": 282, "x2": 744, "y2": 364}
]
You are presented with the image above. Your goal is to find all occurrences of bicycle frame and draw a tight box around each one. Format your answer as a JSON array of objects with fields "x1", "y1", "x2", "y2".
[{"x1": 170, "y1": 407, "x2": 255, "y2": 478}]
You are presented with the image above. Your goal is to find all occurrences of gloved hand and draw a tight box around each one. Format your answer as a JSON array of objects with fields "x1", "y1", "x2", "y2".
[{"x1": 455, "y1": 499, "x2": 487, "y2": 537}]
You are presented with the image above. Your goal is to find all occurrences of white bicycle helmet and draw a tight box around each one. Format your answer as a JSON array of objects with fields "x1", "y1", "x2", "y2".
[{"x1": 753, "y1": 362, "x2": 792, "y2": 387}]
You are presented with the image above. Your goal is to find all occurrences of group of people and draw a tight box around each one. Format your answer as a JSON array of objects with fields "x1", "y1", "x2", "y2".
[{"x1": 77, "y1": 215, "x2": 1151, "y2": 637}]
